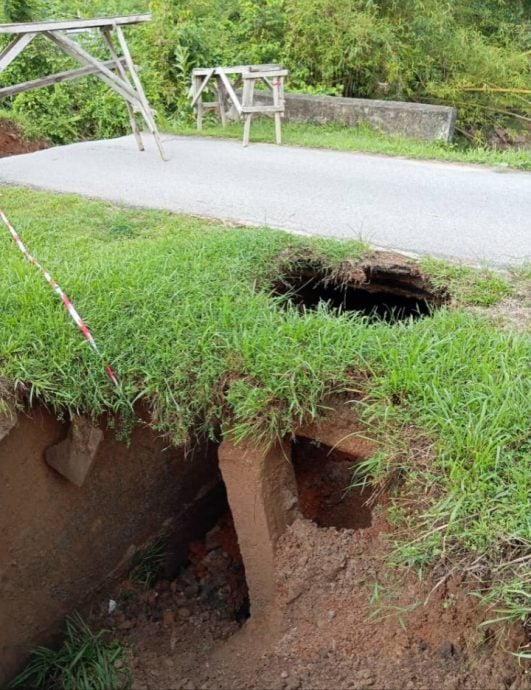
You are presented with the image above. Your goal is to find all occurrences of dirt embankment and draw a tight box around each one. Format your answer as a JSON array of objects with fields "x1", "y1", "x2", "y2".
[
  {"x1": 0, "y1": 405, "x2": 222, "y2": 685},
  {"x1": 0, "y1": 119, "x2": 48, "y2": 157}
]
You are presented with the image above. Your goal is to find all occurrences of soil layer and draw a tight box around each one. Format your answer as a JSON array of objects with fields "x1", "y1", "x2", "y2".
[
  {"x1": 100, "y1": 500, "x2": 528, "y2": 689},
  {"x1": 0, "y1": 119, "x2": 47, "y2": 157}
]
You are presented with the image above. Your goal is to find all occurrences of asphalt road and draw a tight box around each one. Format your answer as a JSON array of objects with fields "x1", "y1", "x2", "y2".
[{"x1": 1, "y1": 134, "x2": 529, "y2": 266}]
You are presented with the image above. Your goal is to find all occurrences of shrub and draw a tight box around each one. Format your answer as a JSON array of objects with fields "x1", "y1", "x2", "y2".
[{"x1": 0, "y1": 0, "x2": 528, "y2": 144}]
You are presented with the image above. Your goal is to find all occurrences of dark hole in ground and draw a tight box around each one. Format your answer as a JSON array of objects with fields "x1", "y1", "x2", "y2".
[
  {"x1": 292, "y1": 437, "x2": 373, "y2": 530},
  {"x1": 107, "y1": 481, "x2": 250, "y2": 628},
  {"x1": 186, "y1": 506, "x2": 250, "y2": 623},
  {"x1": 275, "y1": 263, "x2": 445, "y2": 322}
]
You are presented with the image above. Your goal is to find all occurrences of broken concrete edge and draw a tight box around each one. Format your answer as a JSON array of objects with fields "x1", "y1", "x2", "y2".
[
  {"x1": 233, "y1": 90, "x2": 456, "y2": 142},
  {"x1": 45, "y1": 416, "x2": 104, "y2": 487},
  {"x1": 218, "y1": 435, "x2": 299, "y2": 619},
  {"x1": 273, "y1": 248, "x2": 450, "y2": 304},
  {"x1": 217, "y1": 408, "x2": 378, "y2": 621},
  {"x1": 294, "y1": 397, "x2": 379, "y2": 460}
]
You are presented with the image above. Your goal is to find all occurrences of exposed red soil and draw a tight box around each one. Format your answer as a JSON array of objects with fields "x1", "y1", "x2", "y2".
[
  {"x1": 293, "y1": 437, "x2": 373, "y2": 530},
  {"x1": 97, "y1": 443, "x2": 529, "y2": 690},
  {"x1": 0, "y1": 118, "x2": 48, "y2": 157}
]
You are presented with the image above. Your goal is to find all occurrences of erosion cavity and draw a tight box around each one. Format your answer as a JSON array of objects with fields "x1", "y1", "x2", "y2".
[
  {"x1": 274, "y1": 252, "x2": 447, "y2": 321},
  {"x1": 185, "y1": 505, "x2": 250, "y2": 623},
  {"x1": 292, "y1": 437, "x2": 373, "y2": 530},
  {"x1": 0, "y1": 405, "x2": 251, "y2": 684}
]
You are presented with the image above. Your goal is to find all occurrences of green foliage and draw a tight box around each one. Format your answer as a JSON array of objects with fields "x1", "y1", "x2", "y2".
[
  {"x1": 2, "y1": 0, "x2": 36, "y2": 22},
  {"x1": 6, "y1": 613, "x2": 129, "y2": 690},
  {"x1": 0, "y1": 0, "x2": 528, "y2": 144}
]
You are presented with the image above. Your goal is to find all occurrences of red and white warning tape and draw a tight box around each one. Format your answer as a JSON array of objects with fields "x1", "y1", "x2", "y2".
[{"x1": 1, "y1": 208, "x2": 119, "y2": 387}]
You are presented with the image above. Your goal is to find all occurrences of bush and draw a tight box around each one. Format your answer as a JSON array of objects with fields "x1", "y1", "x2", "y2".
[{"x1": 0, "y1": 0, "x2": 529, "y2": 144}]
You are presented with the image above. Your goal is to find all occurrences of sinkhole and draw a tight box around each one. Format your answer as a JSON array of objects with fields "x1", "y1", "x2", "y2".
[
  {"x1": 116, "y1": 478, "x2": 251, "y2": 627},
  {"x1": 274, "y1": 254, "x2": 447, "y2": 322},
  {"x1": 292, "y1": 437, "x2": 374, "y2": 531},
  {"x1": 179, "y1": 484, "x2": 250, "y2": 624}
]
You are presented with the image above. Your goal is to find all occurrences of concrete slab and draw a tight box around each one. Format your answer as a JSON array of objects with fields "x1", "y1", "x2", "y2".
[
  {"x1": 248, "y1": 91, "x2": 456, "y2": 141},
  {"x1": 218, "y1": 437, "x2": 298, "y2": 619},
  {"x1": 46, "y1": 416, "x2": 104, "y2": 487}
]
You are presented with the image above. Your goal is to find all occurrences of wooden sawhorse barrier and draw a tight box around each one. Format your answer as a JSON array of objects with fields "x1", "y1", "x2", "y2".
[
  {"x1": 190, "y1": 64, "x2": 288, "y2": 146},
  {"x1": 0, "y1": 14, "x2": 166, "y2": 160}
]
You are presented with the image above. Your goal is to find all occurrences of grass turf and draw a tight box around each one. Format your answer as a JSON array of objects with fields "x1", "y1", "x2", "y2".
[
  {"x1": 170, "y1": 118, "x2": 531, "y2": 171},
  {"x1": 0, "y1": 187, "x2": 529, "y2": 628}
]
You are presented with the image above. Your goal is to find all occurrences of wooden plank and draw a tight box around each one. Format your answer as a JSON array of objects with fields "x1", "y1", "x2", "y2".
[
  {"x1": 0, "y1": 32, "x2": 35, "y2": 71},
  {"x1": 215, "y1": 76, "x2": 227, "y2": 127},
  {"x1": 273, "y1": 76, "x2": 282, "y2": 145},
  {"x1": 0, "y1": 14, "x2": 151, "y2": 34},
  {"x1": 192, "y1": 64, "x2": 282, "y2": 77},
  {"x1": 217, "y1": 68, "x2": 242, "y2": 115},
  {"x1": 101, "y1": 28, "x2": 144, "y2": 151},
  {"x1": 0, "y1": 59, "x2": 126, "y2": 98},
  {"x1": 44, "y1": 31, "x2": 139, "y2": 105},
  {"x1": 193, "y1": 74, "x2": 203, "y2": 130},
  {"x1": 191, "y1": 68, "x2": 214, "y2": 107},
  {"x1": 242, "y1": 78, "x2": 254, "y2": 147},
  {"x1": 193, "y1": 66, "x2": 247, "y2": 77},
  {"x1": 114, "y1": 24, "x2": 167, "y2": 161},
  {"x1": 242, "y1": 70, "x2": 288, "y2": 80}
]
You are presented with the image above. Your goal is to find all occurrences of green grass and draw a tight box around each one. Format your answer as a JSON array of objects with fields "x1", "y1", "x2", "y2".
[
  {"x1": 0, "y1": 107, "x2": 44, "y2": 140},
  {"x1": 169, "y1": 118, "x2": 531, "y2": 171},
  {"x1": 420, "y1": 257, "x2": 514, "y2": 307},
  {"x1": 6, "y1": 613, "x2": 129, "y2": 690},
  {"x1": 129, "y1": 539, "x2": 166, "y2": 588},
  {"x1": 0, "y1": 187, "x2": 529, "y2": 632}
]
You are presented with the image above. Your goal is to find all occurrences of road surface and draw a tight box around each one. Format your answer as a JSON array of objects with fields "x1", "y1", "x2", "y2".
[{"x1": 1, "y1": 134, "x2": 529, "y2": 266}]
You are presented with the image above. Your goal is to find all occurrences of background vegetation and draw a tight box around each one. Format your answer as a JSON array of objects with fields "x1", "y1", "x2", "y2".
[{"x1": 0, "y1": 0, "x2": 529, "y2": 146}]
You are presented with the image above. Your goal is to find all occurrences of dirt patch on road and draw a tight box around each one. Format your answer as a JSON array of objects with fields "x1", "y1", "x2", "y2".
[{"x1": 0, "y1": 118, "x2": 48, "y2": 157}]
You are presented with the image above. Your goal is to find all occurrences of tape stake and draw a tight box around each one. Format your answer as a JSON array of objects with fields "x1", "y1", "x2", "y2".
[{"x1": 1, "y1": 208, "x2": 119, "y2": 387}]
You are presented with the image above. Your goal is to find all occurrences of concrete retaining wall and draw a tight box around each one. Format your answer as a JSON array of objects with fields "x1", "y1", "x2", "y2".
[
  {"x1": 249, "y1": 91, "x2": 456, "y2": 142},
  {"x1": 0, "y1": 406, "x2": 222, "y2": 685}
]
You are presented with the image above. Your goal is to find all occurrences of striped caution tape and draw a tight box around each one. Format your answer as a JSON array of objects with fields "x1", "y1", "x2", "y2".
[{"x1": 1, "y1": 208, "x2": 119, "y2": 387}]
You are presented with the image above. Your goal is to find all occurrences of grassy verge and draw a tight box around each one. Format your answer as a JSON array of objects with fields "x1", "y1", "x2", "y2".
[
  {"x1": 0, "y1": 187, "x2": 528, "y2": 635},
  {"x1": 168, "y1": 118, "x2": 531, "y2": 171}
]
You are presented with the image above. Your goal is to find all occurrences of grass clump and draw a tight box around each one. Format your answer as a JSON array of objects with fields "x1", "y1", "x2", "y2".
[
  {"x1": 171, "y1": 119, "x2": 531, "y2": 171},
  {"x1": 129, "y1": 540, "x2": 166, "y2": 588},
  {"x1": 420, "y1": 256, "x2": 514, "y2": 307},
  {"x1": 6, "y1": 613, "x2": 129, "y2": 690},
  {"x1": 0, "y1": 187, "x2": 529, "y2": 631}
]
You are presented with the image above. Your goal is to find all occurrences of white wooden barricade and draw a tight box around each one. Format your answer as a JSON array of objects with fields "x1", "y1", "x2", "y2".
[
  {"x1": 0, "y1": 15, "x2": 166, "y2": 160},
  {"x1": 190, "y1": 64, "x2": 287, "y2": 146}
]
